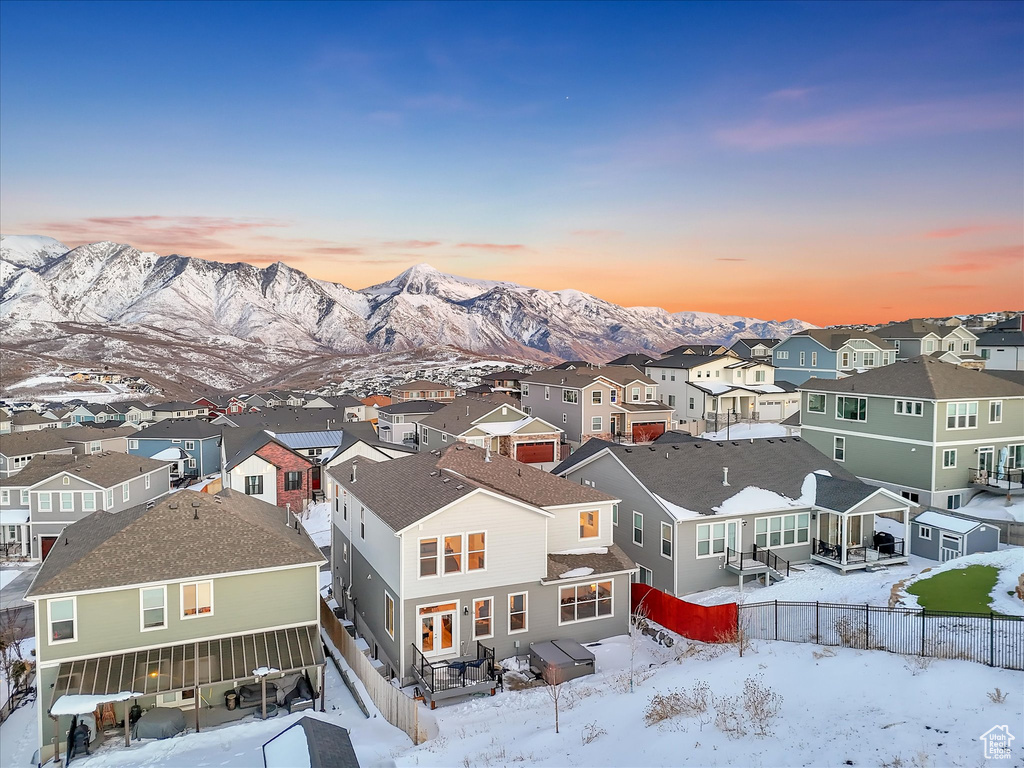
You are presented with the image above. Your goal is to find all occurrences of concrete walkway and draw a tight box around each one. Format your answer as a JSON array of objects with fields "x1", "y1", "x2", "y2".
[{"x1": 0, "y1": 566, "x2": 38, "y2": 641}]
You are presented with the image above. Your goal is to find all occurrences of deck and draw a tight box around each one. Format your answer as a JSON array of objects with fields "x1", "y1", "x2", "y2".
[{"x1": 410, "y1": 642, "x2": 497, "y2": 709}]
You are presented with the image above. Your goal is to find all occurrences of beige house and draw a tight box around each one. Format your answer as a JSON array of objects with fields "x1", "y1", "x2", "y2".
[{"x1": 390, "y1": 380, "x2": 457, "y2": 403}]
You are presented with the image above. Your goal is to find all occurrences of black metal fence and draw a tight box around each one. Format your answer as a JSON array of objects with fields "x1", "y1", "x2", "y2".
[
  {"x1": 411, "y1": 641, "x2": 496, "y2": 693},
  {"x1": 738, "y1": 600, "x2": 1024, "y2": 670}
]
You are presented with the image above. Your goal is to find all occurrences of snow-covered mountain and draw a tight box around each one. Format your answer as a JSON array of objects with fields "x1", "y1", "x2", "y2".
[{"x1": 0, "y1": 235, "x2": 814, "y2": 381}]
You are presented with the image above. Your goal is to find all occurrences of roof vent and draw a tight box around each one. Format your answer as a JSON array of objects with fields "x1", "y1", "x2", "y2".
[
  {"x1": 624, "y1": 448, "x2": 632, "y2": 453},
  {"x1": 672, "y1": 445, "x2": 680, "y2": 450},
  {"x1": 766, "y1": 439, "x2": 774, "y2": 443},
  {"x1": 779, "y1": 438, "x2": 787, "y2": 443},
  {"x1": 430, "y1": 470, "x2": 438, "y2": 476},
  {"x1": 723, "y1": 467, "x2": 730, "y2": 486},
  {"x1": 193, "y1": 508, "x2": 200, "y2": 520},
  {"x1": 455, "y1": 484, "x2": 464, "y2": 490},
  {"x1": 793, "y1": 437, "x2": 801, "y2": 442},
  {"x1": 731, "y1": 442, "x2": 738, "y2": 446},
  {"x1": 442, "y1": 477, "x2": 450, "y2": 483},
  {"x1": 666, "y1": 452, "x2": 670, "y2": 459},
  {"x1": 169, "y1": 502, "x2": 179, "y2": 509},
  {"x1": 716, "y1": 443, "x2": 724, "y2": 448}
]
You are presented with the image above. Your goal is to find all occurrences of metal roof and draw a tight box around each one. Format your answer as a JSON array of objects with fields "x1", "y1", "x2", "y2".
[{"x1": 275, "y1": 431, "x2": 346, "y2": 450}]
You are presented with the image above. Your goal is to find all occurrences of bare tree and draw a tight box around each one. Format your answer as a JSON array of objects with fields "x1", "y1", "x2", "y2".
[
  {"x1": 0, "y1": 610, "x2": 28, "y2": 709},
  {"x1": 544, "y1": 666, "x2": 567, "y2": 734},
  {"x1": 629, "y1": 596, "x2": 650, "y2": 693}
]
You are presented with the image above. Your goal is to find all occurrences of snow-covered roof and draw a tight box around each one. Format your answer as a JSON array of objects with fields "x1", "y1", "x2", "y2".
[
  {"x1": 913, "y1": 511, "x2": 982, "y2": 534},
  {"x1": 473, "y1": 417, "x2": 536, "y2": 436},
  {"x1": 0, "y1": 509, "x2": 29, "y2": 525}
]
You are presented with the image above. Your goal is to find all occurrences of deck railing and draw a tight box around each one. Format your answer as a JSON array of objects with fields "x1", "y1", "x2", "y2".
[
  {"x1": 969, "y1": 467, "x2": 1024, "y2": 492},
  {"x1": 725, "y1": 545, "x2": 790, "y2": 576},
  {"x1": 411, "y1": 641, "x2": 495, "y2": 694},
  {"x1": 812, "y1": 538, "x2": 905, "y2": 564}
]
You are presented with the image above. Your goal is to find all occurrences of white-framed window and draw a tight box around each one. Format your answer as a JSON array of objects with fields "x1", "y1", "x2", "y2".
[
  {"x1": 419, "y1": 537, "x2": 438, "y2": 578},
  {"x1": 105, "y1": 488, "x2": 114, "y2": 508},
  {"x1": 645, "y1": 387, "x2": 654, "y2": 399},
  {"x1": 128, "y1": 439, "x2": 139, "y2": 449},
  {"x1": 48, "y1": 596, "x2": 77, "y2": 644},
  {"x1": 467, "y1": 532, "x2": 486, "y2": 571},
  {"x1": 901, "y1": 490, "x2": 920, "y2": 504},
  {"x1": 508, "y1": 592, "x2": 528, "y2": 633},
  {"x1": 558, "y1": 581, "x2": 613, "y2": 624},
  {"x1": 946, "y1": 493, "x2": 962, "y2": 511},
  {"x1": 946, "y1": 402, "x2": 977, "y2": 429},
  {"x1": 688, "y1": 397, "x2": 695, "y2": 409},
  {"x1": 0, "y1": 489, "x2": 7, "y2": 505},
  {"x1": 609, "y1": 390, "x2": 617, "y2": 403},
  {"x1": 754, "y1": 370, "x2": 766, "y2": 383},
  {"x1": 360, "y1": 507, "x2": 366, "y2": 539},
  {"x1": 181, "y1": 580, "x2": 213, "y2": 618},
  {"x1": 668, "y1": 394, "x2": 676, "y2": 407},
  {"x1": 942, "y1": 449, "x2": 956, "y2": 468},
  {"x1": 441, "y1": 433, "x2": 448, "y2": 443},
  {"x1": 799, "y1": 351, "x2": 806, "y2": 366},
  {"x1": 145, "y1": 474, "x2": 151, "y2": 490},
  {"x1": 776, "y1": 350, "x2": 789, "y2": 360},
  {"x1": 184, "y1": 440, "x2": 195, "y2": 450},
  {"x1": 89, "y1": 441, "x2": 102, "y2": 453},
  {"x1": 989, "y1": 401, "x2": 1003, "y2": 424},
  {"x1": 612, "y1": 503, "x2": 618, "y2": 526},
  {"x1": 544, "y1": 387, "x2": 550, "y2": 400},
  {"x1": 836, "y1": 396, "x2": 867, "y2": 422},
  {"x1": 524, "y1": 405, "x2": 532, "y2": 416},
  {"x1": 39, "y1": 493, "x2": 51, "y2": 511},
  {"x1": 918, "y1": 526, "x2": 932, "y2": 541},
  {"x1": 384, "y1": 592, "x2": 395, "y2": 639},
  {"x1": 562, "y1": 414, "x2": 567, "y2": 424},
  {"x1": 60, "y1": 492, "x2": 73, "y2": 511},
  {"x1": 635, "y1": 564, "x2": 653, "y2": 585},
  {"x1": 807, "y1": 393, "x2": 826, "y2": 413},
  {"x1": 579, "y1": 510, "x2": 599, "y2": 540},
  {"x1": 591, "y1": 390, "x2": 602, "y2": 405},
  {"x1": 833, "y1": 436, "x2": 845, "y2": 462},
  {"x1": 895, "y1": 400, "x2": 923, "y2": 416},
  {"x1": 862, "y1": 352, "x2": 876, "y2": 366},
  {"x1": 661, "y1": 522, "x2": 672, "y2": 558},
  {"x1": 522, "y1": 384, "x2": 530, "y2": 397},
  {"x1": 925, "y1": 340, "x2": 935, "y2": 352},
  {"x1": 840, "y1": 351, "x2": 850, "y2": 367},
  {"x1": 444, "y1": 534, "x2": 463, "y2": 573},
  {"x1": 472, "y1": 597, "x2": 493, "y2": 639},
  {"x1": 591, "y1": 416, "x2": 602, "y2": 432},
  {"x1": 562, "y1": 390, "x2": 578, "y2": 405},
  {"x1": 82, "y1": 493, "x2": 96, "y2": 512},
  {"x1": 631, "y1": 387, "x2": 640, "y2": 402},
  {"x1": 632, "y1": 511, "x2": 643, "y2": 545},
  {"x1": 811, "y1": 352, "x2": 818, "y2": 366},
  {"x1": 696, "y1": 522, "x2": 731, "y2": 557},
  {"x1": 122, "y1": 483, "x2": 130, "y2": 502},
  {"x1": 754, "y1": 513, "x2": 810, "y2": 547},
  {"x1": 140, "y1": 585, "x2": 167, "y2": 631},
  {"x1": 62, "y1": 476, "x2": 70, "y2": 486}
]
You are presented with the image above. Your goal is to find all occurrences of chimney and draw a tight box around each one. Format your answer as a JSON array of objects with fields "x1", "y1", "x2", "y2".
[
  {"x1": 350, "y1": 462, "x2": 357, "y2": 483},
  {"x1": 722, "y1": 467, "x2": 730, "y2": 486},
  {"x1": 286, "y1": 502, "x2": 291, "y2": 526},
  {"x1": 485, "y1": 445, "x2": 491, "y2": 462}
]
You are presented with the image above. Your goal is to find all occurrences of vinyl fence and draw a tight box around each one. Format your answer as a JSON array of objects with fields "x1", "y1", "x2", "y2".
[
  {"x1": 739, "y1": 600, "x2": 1024, "y2": 670},
  {"x1": 319, "y1": 598, "x2": 426, "y2": 744}
]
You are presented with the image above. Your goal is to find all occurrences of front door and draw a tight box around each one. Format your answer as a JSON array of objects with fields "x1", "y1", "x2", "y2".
[
  {"x1": 418, "y1": 602, "x2": 458, "y2": 658},
  {"x1": 40, "y1": 536, "x2": 58, "y2": 560},
  {"x1": 978, "y1": 447, "x2": 995, "y2": 474},
  {"x1": 939, "y1": 534, "x2": 962, "y2": 562},
  {"x1": 311, "y1": 465, "x2": 321, "y2": 492}
]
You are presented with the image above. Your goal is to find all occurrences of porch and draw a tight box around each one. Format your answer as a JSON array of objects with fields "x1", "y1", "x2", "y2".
[
  {"x1": 409, "y1": 641, "x2": 496, "y2": 709},
  {"x1": 725, "y1": 545, "x2": 790, "y2": 589},
  {"x1": 810, "y1": 509, "x2": 909, "y2": 572},
  {"x1": 969, "y1": 467, "x2": 1024, "y2": 495}
]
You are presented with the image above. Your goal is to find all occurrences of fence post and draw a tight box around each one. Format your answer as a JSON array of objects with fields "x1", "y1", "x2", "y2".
[
  {"x1": 774, "y1": 600, "x2": 778, "y2": 641},
  {"x1": 865, "y1": 604, "x2": 870, "y2": 646},
  {"x1": 920, "y1": 608, "x2": 926, "y2": 656},
  {"x1": 815, "y1": 601, "x2": 820, "y2": 643},
  {"x1": 737, "y1": 604, "x2": 743, "y2": 658},
  {"x1": 990, "y1": 612, "x2": 995, "y2": 667}
]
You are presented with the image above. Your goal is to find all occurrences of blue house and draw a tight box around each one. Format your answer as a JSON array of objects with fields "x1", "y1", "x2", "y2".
[
  {"x1": 128, "y1": 419, "x2": 223, "y2": 476},
  {"x1": 772, "y1": 330, "x2": 896, "y2": 386}
]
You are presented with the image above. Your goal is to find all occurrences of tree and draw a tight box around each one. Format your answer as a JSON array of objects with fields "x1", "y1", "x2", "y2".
[
  {"x1": 629, "y1": 596, "x2": 650, "y2": 693},
  {"x1": 0, "y1": 610, "x2": 28, "y2": 708},
  {"x1": 545, "y1": 665, "x2": 567, "y2": 734}
]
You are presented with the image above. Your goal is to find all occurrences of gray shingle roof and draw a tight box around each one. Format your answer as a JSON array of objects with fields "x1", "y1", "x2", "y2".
[
  {"x1": 873, "y1": 319, "x2": 956, "y2": 340},
  {"x1": 62, "y1": 425, "x2": 140, "y2": 442},
  {"x1": 0, "y1": 429, "x2": 78, "y2": 457},
  {"x1": 418, "y1": 395, "x2": 523, "y2": 433},
  {"x1": 26, "y1": 489, "x2": 324, "y2": 598},
  {"x1": 812, "y1": 474, "x2": 879, "y2": 512},
  {"x1": 151, "y1": 401, "x2": 207, "y2": 412},
  {"x1": 377, "y1": 400, "x2": 448, "y2": 416},
  {"x1": 11, "y1": 411, "x2": 51, "y2": 425},
  {"x1": 791, "y1": 329, "x2": 896, "y2": 351},
  {"x1": 645, "y1": 354, "x2": 722, "y2": 370},
  {"x1": 522, "y1": 365, "x2": 655, "y2": 387},
  {"x1": 546, "y1": 545, "x2": 637, "y2": 580},
  {"x1": 801, "y1": 356, "x2": 1024, "y2": 399},
  {"x1": 134, "y1": 419, "x2": 224, "y2": 440},
  {"x1": 0, "y1": 452, "x2": 170, "y2": 490},
  {"x1": 263, "y1": 718, "x2": 359, "y2": 768},
  {"x1": 391, "y1": 379, "x2": 452, "y2": 391},
  {"x1": 221, "y1": 407, "x2": 353, "y2": 433},
  {"x1": 605, "y1": 353, "x2": 661, "y2": 369},
  {"x1": 663, "y1": 344, "x2": 729, "y2": 356},
  {"x1": 551, "y1": 438, "x2": 618, "y2": 476}
]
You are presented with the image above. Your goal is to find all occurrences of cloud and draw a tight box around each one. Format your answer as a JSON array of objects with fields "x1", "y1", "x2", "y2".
[
  {"x1": 937, "y1": 245, "x2": 1023, "y2": 273},
  {"x1": 921, "y1": 225, "x2": 1005, "y2": 240},
  {"x1": 456, "y1": 242, "x2": 527, "y2": 252},
  {"x1": 37, "y1": 215, "x2": 287, "y2": 253},
  {"x1": 304, "y1": 246, "x2": 367, "y2": 255},
  {"x1": 381, "y1": 240, "x2": 441, "y2": 249},
  {"x1": 715, "y1": 95, "x2": 1022, "y2": 151},
  {"x1": 764, "y1": 87, "x2": 815, "y2": 102},
  {"x1": 715, "y1": 258, "x2": 748, "y2": 262}
]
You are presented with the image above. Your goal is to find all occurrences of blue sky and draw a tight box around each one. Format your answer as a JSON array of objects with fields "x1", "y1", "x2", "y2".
[{"x1": 2, "y1": 1, "x2": 1021, "y2": 323}]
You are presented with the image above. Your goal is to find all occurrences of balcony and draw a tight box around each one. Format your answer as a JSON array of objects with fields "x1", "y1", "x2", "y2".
[
  {"x1": 410, "y1": 641, "x2": 496, "y2": 709},
  {"x1": 811, "y1": 537, "x2": 906, "y2": 569},
  {"x1": 969, "y1": 467, "x2": 1024, "y2": 495}
]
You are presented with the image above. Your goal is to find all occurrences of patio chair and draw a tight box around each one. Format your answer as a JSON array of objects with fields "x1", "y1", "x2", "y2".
[{"x1": 464, "y1": 657, "x2": 489, "y2": 681}]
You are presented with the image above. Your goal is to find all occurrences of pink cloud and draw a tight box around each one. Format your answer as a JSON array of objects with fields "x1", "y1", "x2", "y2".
[
  {"x1": 937, "y1": 245, "x2": 1023, "y2": 273},
  {"x1": 382, "y1": 240, "x2": 441, "y2": 249},
  {"x1": 37, "y1": 215, "x2": 287, "y2": 253},
  {"x1": 921, "y1": 225, "x2": 1005, "y2": 240},
  {"x1": 456, "y1": 242, "x2": 527, "y2": 252}
]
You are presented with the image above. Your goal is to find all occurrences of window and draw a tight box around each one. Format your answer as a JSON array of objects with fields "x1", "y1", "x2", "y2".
[
  {"x1": 609, "y1": 390, "x2": 617, "y2": 403},
  {"x1": 443, "y1": 534, "x2": 462, "y2": 573},
  {"x1": 942, "y1": 449, "x2": 957, "y2": 468},
  {"x1": 833, "y1": 436, "x2": 845, "y2": 462},
  {"x1": 509, "y1": 592, "x2": 528, "y2": 633},
  {"x1": 799, "y1": 352, "x2": 806, "y2": 366},
  {"x1": 836, "y1": 396, "x2": 867, "y2": 421},
  {"x1": 473, "y1": 598, "x2": 493, "y2": 639},
  {"x1": 82, "y1": 493, "x2": 95, "y2": 512},
  {"x1": 754, "y1": 370, "x2": 765, "y2": 383},
  {"x1": 122, "y1": 483, "x2": 130, "y2": 502},
  {"x1": 688, "y1": 397, "x2": 695, "y2": 410},
  {"x1": 284, "y1": 471, "x2": 303, "y2": 491},
  {"x1": 895, "y1": 400, "x2": 923, "y2": 416},
  {"x1": 419, "y1": 538, "x2": 438, "y2": 577},
  {"x1": 360, "y1": 507, "x2": 365, "y2": 538},
  {"x1": 39, "y1": 493, "x2": 51, "y2": 511},
  {"x1": 696, "y1": 522, "x2": 730, "y2": 557},
  {"x1": 563, "y1": 390, "x2": 578, "y2": 404},
  {"x1": 776, "y1": 350, "x2": 789, "y2": 360},
  {"x1": 925, "y1": 340, "x2": 935, "y2": 353},
  {"x1": 0, "y1": 490, "x2": 7, "y2": 505},
  {"x1": 442, "y1": 433, "x2": 448, "y2": 443},
  {"x1": 522, "y1": 384, "x2": 530, "y2": 397},
  {"x1": 579, "y1": 510, "x2": 599, "y2": 539},
  {"x1": 635, "y1": 565, "x2": 653, "y2": 585},
  {"x1": 592, "y1": 390, "x2": 602, "y2": 405},
  {"x1": 562, "y1": 414, "x2": 567, "y2": 424},
  {"x1": 632, "y1": 511, "x2": 643, "y2": 545},
  {"x1": 184, "y1": 441, "x2": 195, "y2": 450},
  {"x1": 62, "y1": 476, "x2": 70, "y2": 486},
  {"x1": 645, "y1": 387, "x2": 654, "y2": 399},
  {"x1": 631, "y1": 387, "x2": 640, "y2": 402},
  {"x1": 807, "y1": 393, "x2": 826, "y2": 413},
  {"x1": 181, "y1": 580, "x2": 213, "y2": 617},
  {"x1": 946, "y1": 493, "x2": 962, "y2": 511},
  {"x1": 48, "y1": 597, "x2": 76, "y2": 643},
  {"x1": 840, "y1": 351, "x2": 850, "y2": 367},
  {"x1": 811, "y1": 352, "x2": 818, "y2": 367},
  {"x1": 544, "y1": 387, "x2": 550, "y2": 400},
  {"x1": 900, "y1": 490, "x2": 920, "y2": 504},
  {"x1": 186, "y1": 458, "x2": 196, "y2": 469},
  {"x1": 60, "y1": 492, "x2": 73, "y2": 511},
  {"x1": 862, "y1": 352, "x2": 876, "y2": 366},
  {"x1": 467, "y1": 532, "x2": 486, "y2": 570},
  {"x1": 990, "y1": 401, "x2": 1003, "y2": 424},
  {"x1": 918, "y1": 526, "x2": 932, "y2": 541},
  {"x1": 559, "y1": 581, "x2": 612, "y2": 624},
  {"x1": 591, "y1": 416, "x2": 602, "y2": 432},
  {"x1": 105, "y1": 488, "x2": 113, "y2": 508},
  {"x1": 144, "y1": 474, "x2": 151, "y2": 490},
  {"x1": 128, "y1": 439, "x2": 139, "y2": 449},
  {"x1": 661, "y1": 522, "x2": 672, "y2": 558},
  {"x1": 946, "y1": 402, "x2": 977, "y2": 429},
  {"x1": 612, "y1": 503, "x2": 618, "y2": 526},
  {"x1": 754, "y1": 513, "x2": 810, "y2": 547},
  {"x1": 384, "y1": 592, "x2": 395, "y2": 639},
  {"x1": 89, "y1": 441, "x2": 102, "y2": 453},
  {"x1": 524, "y1": 406, "x2": 532, "y2": 416},
  {"x1": 245, "y1": 475, "x2": 263, "y2": 495},
  {"x1": 140, "y1": 586, "x2": 167, "y2": 630}
]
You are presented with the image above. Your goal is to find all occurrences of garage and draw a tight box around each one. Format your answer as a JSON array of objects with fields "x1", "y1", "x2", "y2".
[
  {"x1": 515, "y1": 441, "x2": 555, "y2": 463},
  {"x1": 631, "y1": 422, "x2": 666, "y2": 442}
]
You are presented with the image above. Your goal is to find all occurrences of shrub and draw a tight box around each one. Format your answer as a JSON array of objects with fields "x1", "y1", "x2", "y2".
[{"x1": 742, "y1": 675, "x2": 783, "y2": 737}]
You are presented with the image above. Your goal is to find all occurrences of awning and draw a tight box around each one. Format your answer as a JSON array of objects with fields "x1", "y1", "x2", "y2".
[
  {"x1": 150, "y1": 447, "x2": 189, "y2": 461},
  {"x1": 49, "y1": 624, "x2": 323, "y2": 710},
  {"x1": 0, "y1": 509, "x2": 29, "y2": 525}
]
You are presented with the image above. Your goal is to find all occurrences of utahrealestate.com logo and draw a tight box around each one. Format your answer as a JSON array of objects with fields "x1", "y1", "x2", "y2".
[{"x1": 980, "y1": 726, "x2": 1015, "y2": 760}]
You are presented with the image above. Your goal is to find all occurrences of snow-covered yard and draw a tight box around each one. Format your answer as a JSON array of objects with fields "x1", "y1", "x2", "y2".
[
  {"x1": 700, "y1": 422, "x2": 793, "y2": 441},
  {"x1": 299, "y1": 501, "x2": 332, "y2": 548},
  {"x1": 962, "y1": 492, "x2": 1024, "y2": 524}
]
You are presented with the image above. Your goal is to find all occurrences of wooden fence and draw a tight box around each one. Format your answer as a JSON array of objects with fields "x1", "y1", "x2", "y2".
[
  {"x1": 319, "y1": 598, "x2": 426, "y2": 744},
  {"x1": 631, "y1": 584, "x2": 738, "y2": 642}
]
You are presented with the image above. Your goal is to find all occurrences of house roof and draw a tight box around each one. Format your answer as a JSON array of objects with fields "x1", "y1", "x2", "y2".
[
  {"x1": 308, "y1": 395, "x2": 362, "y2": 408},
  {"x1": 274, "y1": 430, "x2": 346, "y2": 450},
  {"x1": 224, "y1": 430, "x2": 308, "y2": 472},
  {"x1": 604, "y1": 353, "x2": 660, "y2": 369},
  {"x1": 662, "y1": 344, "x2": 729, "y2": 356},
  {"x1": 736, "y1": 338, "x2": 781, "y2": 349},
  {"x1": 134, "y1": 419, "x2": 223, "y2": 440},
  {"x1": 62, "y1": 425, "x2": 139, "y2": 442},
  {"x1": 264, "y1": 717, "x2": 360, "y2": 768},
  {"x1": 912, "y1": 510, "x2": 982, "y2": 534},
  {"x1": 546, "y1": 545, "x2": 637, "y2": 581},
  {"x1": 550, "y1": 438, "x2": 618, "y2": 476},
  {"x1": 327, "y1": 444, "x2": 613, "y2": 533},
  {"x1": 219, "y1": 407, "x2": 352, "y2": 433},
  {"x1": 377, "y1": 400, "x2": 448, "y2": 416},
  {"x1": 552, "y1": 360, "x2": 593, "y2": 370},
  {"x1": 150, "y1": 401, "x2": 208, "y2": 412},
  {"x1": 361, "y1": 395, "x2": 391, "y2": 407},
  {"x1": 391, "y1": 379, "x2": 451, "y2": 392},
  {"x1": 811, "y1": 475, "x2": 880, "y2": 513},
  {"x1": 25, "y1": 489, "x2": 324, "y2": 598},
  {"x1": 976, "y1": 316, "x2": 1024, "y2": 348},
  {"x1": 872, "y1": 319, "x2": 963, "y2": 340},
  {"x1": 645, "y1": 354, "x2": 723, "y2": 370},
  {"x1": 0, "y1": 429, "x2": 77, "y2": 457},
  {"x1": 522, "y1": 365, "x2": 656, "y2": 388},
  {"x1": 780, "y1": 411, "x2": 801, "y2": 427},
  {"x1": 0, "y1": 451, "x2": 170, "y2": 490},
  {"x1": 464, "y1": 384, "x2": 495, "y2": 395},
  {"x1": 789, "y1": 329, "x2": 896, "y2": 351},
  {"x1": 800, "y1": 356, "x2": 1024, "y2": 399},
  {"x1": 11, "y1": 410, "x2": 51, "y2": 425},
  {"x1": 417, "y1": 395, "x2": 523, "y2": 433},
  {"x1": 653, "y1": 431, "x2": 704, "y2": 445},
  {"x1": 611, "y1": 401, "x2": 673, "y2": 413},
  {"x1": 479, "y1": 369, "x2": 523, "y2": 382}
]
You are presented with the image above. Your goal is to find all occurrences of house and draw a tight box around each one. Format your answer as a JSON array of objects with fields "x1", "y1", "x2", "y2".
[
  {"x1": 976, "y1": 315, "x2": 1024, "y2": 371},
  {"x1": 121, "y1": 401, "x2": 155, "y2": 424},
  {"x1": 25, "y1": 489, "x2": 326, "y2": 765},
  {"x1": 663, "y1": 344, "x2": 731, "y2": 356},
  {"x1": 910, "y1": 510, "x2": 999, "y2": 562},
  {"x1": 263, "y1": 717, "x2": 360, "y2": 768},
  {"x1": 772, "y1": 329, "x2": 897, "y2": 385},
  {"x1": 326, "y1": 444, "x2": 633, "y2": 701},
  {"x1": 359, "y1": 395, "x2": 391, "y2": 426},
  {"x1": 554, "y1": 437, "x2": 912, "y2": 595},
  {"x1": 415, "y1": 396, "x2": 563, "y2": 468},
  {"x1": 212, "y1": 406, "x2": 350, "y2": 433},
  {"x1": 0, "y1": 430, "x2": 76, "y2": 478},
  {"x1": 222, "y1": 431, "x2": 317, "y2": 511},
  {"x1": 0, "y1": 407, "x2": 12, "y2": 435},
  {"x1": 149, "y1": 401, "x2": 211, "y2": 422},
  {"x1": 729, "y1": 338, "x2": 782, "y2": 361},
  {"x1": 519, "y1": 365, "x2": 674, "y2": 446},
  {"x1": 376, "y1": 400, "x2": 447, "y2": 446},
  {"x1": 872, "y1": 320, "x2": 983, "y2": 369},
  {"x1": 798, "y1": 356, "x2": 1024, "y2": 510},
  {"x1": 643, "y1": 354, "x2": 798, "y2": 425},
  {"x1": 46, "y1": 408, "x2": 74, "y2": 429},
  {"x1": 11, "y1": 410, "x2": 59, "y2": 433},
  {"x1": 317, "y1": 423, "x2": 415, "y2": 468},
  {"x1": 303, "y1": 395, "x2": 365, "y2": 421},
  {"x1": 390, "y1": 380, "x2": 457, "y2": 403},
  {"x1": 0, "y1": 451, "x2": 172, "y2": 560},
  {"x1": 478, "y1": 369, "x2": 525, "y2": 395},
  {"x1": 63, "y1": 424, "x2": 139, "y2": 455},
  {"x1": 129, "y1": 420, "x2": 223, "y2": 477}
]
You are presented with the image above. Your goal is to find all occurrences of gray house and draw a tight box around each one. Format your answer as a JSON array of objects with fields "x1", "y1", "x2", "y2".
[
  {"x1": 375, "y1": 400, "x2": 446, "y2": 446},
  {"x1": 129, "y1": 419, "x2": 223, "y2": 477},
  {"x1": 0, "y1": 452, "x2": 172, "y2": 560},
  {"x1": 554, "y1": 437, "x2": 911, "y2": 595},
  {"x1": 910, "y1": 511, "x2": 1000, "y2": 562},
  {"x1": 772, "y1": 330, "x2": 897, "y2": 385},
  {"x1": 63, "y1": 424, "x2": 139, "y2": 455},
  {"x1": 326, "y1": 444, "x2": 632, "y2": 703},
  {"x1": 0, "y1": 430, "x2": 76, "y2": 478},
  {"x1": 872, "y1": 320, "x2": 981, "y2": 367}
]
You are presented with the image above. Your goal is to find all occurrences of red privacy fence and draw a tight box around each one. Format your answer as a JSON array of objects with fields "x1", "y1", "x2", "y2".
[{"x1": 631, "y1": 583, "x2": 738, "y2": 643}]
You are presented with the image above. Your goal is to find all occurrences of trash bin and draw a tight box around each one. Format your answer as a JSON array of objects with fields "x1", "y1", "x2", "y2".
[{"x1": 225, "y1": 691, "x2": 238, "y2": 711}]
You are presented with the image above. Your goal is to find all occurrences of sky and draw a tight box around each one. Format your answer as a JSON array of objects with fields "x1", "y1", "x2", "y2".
[{"x1": 1, "y1": 1, "x2": 1022, "y2": 325}]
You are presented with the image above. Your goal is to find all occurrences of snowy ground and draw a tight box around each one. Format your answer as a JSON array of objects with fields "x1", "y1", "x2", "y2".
[
  {"x1": 299, "y1": 501, "x2": 332, "y2": 548},
  {"x1": 0, "y1": 568, "x2": 25, "y2": 591},
  {"x1": 962, "y1": 492, "x2": 1024, "y2": 524},
  {"x1": 0, "y1": 636, "x2": 34, "y2": 714},
  {"x1": 700, "y1": 423, "x2": 792, "y2": 441}
]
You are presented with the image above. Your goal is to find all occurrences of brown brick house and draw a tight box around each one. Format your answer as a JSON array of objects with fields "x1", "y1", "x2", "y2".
[{"x1": 222, "y1": 432, "x2": 315, "y2": 511}]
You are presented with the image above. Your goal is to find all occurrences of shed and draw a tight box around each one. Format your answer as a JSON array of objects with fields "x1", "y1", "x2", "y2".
[
  {"x1": 910, "y1": 510, "x2": 1000, "y2": 562},
  {"x1": 263, "y1": 716, "x2": 359, "y2": 768},
  {"x1": 529, "y1": 640, "x2": 595, "y2": 684}
]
